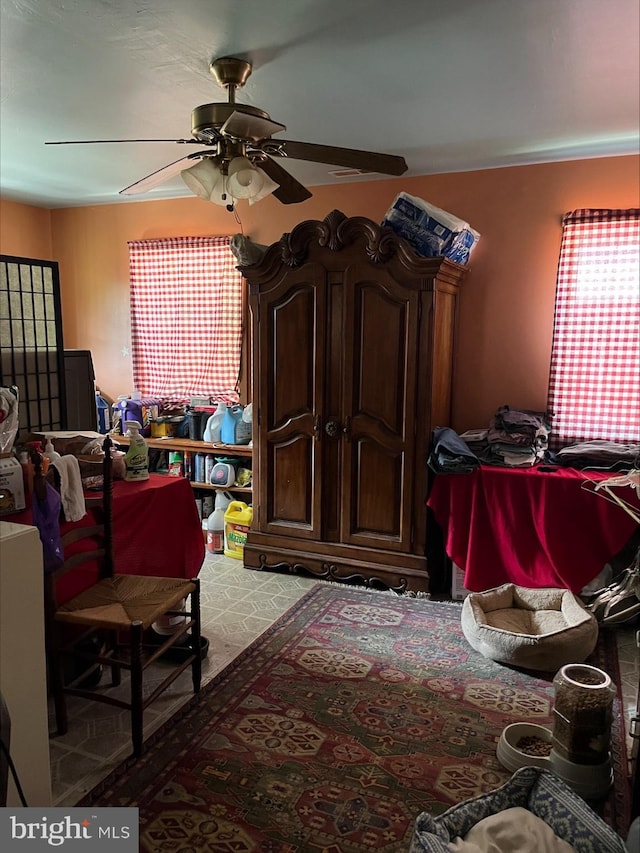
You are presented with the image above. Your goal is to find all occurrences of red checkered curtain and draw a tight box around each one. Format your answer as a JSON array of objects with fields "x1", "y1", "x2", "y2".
[
  {"x1": 547, "y1": 209, "x2": 640, "y2": 448},
  {"x1": 128, "y1": 236, "x2": 243, "y2": 401}
]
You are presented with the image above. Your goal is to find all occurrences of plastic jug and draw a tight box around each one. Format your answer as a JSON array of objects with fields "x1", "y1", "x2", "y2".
[
  {"x1": 223, "y1": 501, "x2": 253, "y2": 560},
  {"x1": 206, "y1": 507, "x2": 225, "y2": 553},
  {"x1": 214, "y1": 490, "x2": 233, "y2": 512},
  {"x1": 220, "y1": 405, "x2": 243, "y2": 445},
  {"x1": 203, "y1": 401, "x2": 226, "y2": 443},
  {"x1": 96, "y1": 392, "x2": 111, "y2": 434}
]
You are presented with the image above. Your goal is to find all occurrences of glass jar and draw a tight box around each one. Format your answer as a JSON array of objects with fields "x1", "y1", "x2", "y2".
[{"x1": 551, "y1": 664, "x2": 615, "y2": 765}]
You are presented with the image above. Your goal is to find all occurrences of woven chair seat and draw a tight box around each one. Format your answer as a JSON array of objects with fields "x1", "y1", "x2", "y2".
[{"x1": 56, "y1": 575, "x2": 196, "y2": 631}]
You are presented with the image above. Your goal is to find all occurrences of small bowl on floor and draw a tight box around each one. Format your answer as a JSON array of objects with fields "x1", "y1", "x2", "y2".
[
  {"x1": 159, "y1": 635, "x2": 209, "y2": 663},
  {"x1": 497, "y1": 723, "x2": 553, "y2": 772},
  {"x1": 147, "y1": 629, "x2": 210, "y2": 662}
]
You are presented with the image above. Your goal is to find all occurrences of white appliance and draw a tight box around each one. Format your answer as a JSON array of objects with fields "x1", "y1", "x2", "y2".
[{"x1": 0, "y1": 521, "x2": 52, "y2": 806}]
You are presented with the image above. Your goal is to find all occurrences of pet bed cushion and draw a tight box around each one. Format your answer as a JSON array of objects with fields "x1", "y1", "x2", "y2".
[
  {"x1": 410, "y1": 767, "x2": 626, "y2": 853},
  {"x1": 461, "y1": 583, "x2": 598, "y2": 671}
]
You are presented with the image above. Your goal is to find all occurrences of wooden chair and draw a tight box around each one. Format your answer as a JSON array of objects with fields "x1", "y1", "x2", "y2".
[{"x1": 41, "y1": 436, "x2": 201, "y2": 757}]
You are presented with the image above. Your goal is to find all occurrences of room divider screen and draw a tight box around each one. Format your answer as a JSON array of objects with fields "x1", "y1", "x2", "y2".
[{"x1": 0, "y1": 254, "x2": 66, "y2": 434}]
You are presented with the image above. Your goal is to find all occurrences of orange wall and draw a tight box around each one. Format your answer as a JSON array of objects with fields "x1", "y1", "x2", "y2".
[
  {"x1": 2, "y1": 154, "x2": 638, "y2": 430},
  {"x1": 0, "y1": 198, "x2": 53, "y2": 260}
]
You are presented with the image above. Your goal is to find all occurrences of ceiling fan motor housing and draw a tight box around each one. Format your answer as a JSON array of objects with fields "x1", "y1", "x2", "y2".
[{"x1": 191, "y1": 102, "x2": 272, "y2": 138}]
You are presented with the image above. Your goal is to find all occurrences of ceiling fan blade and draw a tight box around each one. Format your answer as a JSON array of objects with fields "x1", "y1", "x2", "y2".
[
  {"x1": 119, "y1": 152, "x2": 207, "y2": 195},
  {"x1": 45, "y1": 138, "x2": 205, "y2": 145},
  {"x1": 221, "y1": 110, "x2": 286, "y2": 143},
  {"x1": 259, "y1": 139, "x2": 408, "y2": 176},
  {"x1": 258, "y1": 156, "x2": 312, "y2": 204}
]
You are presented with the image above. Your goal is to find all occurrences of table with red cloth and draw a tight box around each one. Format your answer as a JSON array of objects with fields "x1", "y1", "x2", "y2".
[
  {"x1": 427, "y1": 464, "x2": 640, "y2": 593},
  {"x1": 9, "y1": 474, "x2": 204, "y2": 604}
]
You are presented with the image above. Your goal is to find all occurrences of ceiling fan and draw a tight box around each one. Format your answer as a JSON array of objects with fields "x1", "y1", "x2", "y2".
[{"x1": 46, "y1": 56, "x2": 408, "y2": 206}]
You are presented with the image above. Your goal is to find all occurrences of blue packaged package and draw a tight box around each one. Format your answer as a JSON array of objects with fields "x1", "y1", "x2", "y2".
[{"x1": 382, "y1": 192, "x2": 480, "y2": 264}]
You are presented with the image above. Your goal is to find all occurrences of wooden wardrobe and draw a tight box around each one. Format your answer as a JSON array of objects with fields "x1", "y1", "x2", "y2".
[{"x1": 239, "y1": 210, "x2": 467, "y2": 593}]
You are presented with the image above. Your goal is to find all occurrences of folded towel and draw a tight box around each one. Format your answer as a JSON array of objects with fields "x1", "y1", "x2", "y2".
[{"x1": 51, "y1": 455, "x2": 86, "y2": 522}]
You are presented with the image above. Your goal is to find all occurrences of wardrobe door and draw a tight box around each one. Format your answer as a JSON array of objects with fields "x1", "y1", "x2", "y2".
[
  {"x1": 254, "y1": 264, "x2": 326, "y2": 540},
  {"x1": 339, "y1": 263, "x2": 420, "y2": 550}
]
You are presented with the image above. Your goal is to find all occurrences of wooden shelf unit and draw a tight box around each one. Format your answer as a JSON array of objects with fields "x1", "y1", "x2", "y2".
[{"x1": 113, "y1": 435, "x2": 253, "y2": 495}]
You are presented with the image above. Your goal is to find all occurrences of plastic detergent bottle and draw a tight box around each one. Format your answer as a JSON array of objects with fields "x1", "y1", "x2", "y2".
[
  {"x1": 203, "y1": 401, "x2": 226, "y2": 443},
  {"x1": 123, "y1": 421, "x2": 149, "y2": 481},
  {"x1": 215, "y1": 490, "x2": 233, "y2": 512},
  {"x1": 95, "y1": 391, "x2": 111, "y2": 433},
  {"x1": 206, "y1": 502, "x2": 226, "y2": 554},
  {"x1": 220, "y1": 405, "x2": 243, "y2": 444},
  {"x1": 223, "y1": 500, "x2": 253, "y2": 560},
  {"x1": 205, "y1": 490, "x2": 232, "y2": 553}
]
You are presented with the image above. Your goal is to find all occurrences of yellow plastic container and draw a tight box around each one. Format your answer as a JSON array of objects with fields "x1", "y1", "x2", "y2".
[{"x1": 224, "y1": 501, "x2": 253, "y2": 560}]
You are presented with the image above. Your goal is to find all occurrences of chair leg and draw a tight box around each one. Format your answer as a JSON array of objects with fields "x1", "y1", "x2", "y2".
[
  {"x1": 48, "y1": 626, "x2": 68, "y2": 737},
  {"x1": 190, "y1": 578, "x2": 202, "y2": 694},
  {"x1": 130, "y1": 620, "x2": 144, "y2": 757},
  {"x1": 43, "y1": 582, "x2": 68, "y2": 737}
]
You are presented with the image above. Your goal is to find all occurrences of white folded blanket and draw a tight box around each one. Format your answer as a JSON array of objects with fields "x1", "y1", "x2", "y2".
[
  {"x1": 448, "y1": 807, "x2": 576, "y2": 853},
  {"x1": 51, "y1": 455, "x2": 86, "y2": 522}
]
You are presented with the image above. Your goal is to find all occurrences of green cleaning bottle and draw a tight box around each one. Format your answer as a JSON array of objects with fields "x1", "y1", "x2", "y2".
[{"x1": 124, "y1": 420, "x2": 149, "y2": 481}]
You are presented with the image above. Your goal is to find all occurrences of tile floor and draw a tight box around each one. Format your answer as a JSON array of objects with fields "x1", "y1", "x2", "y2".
[
  {"x1": 48, "y1": 553, "x2": 639, "y2": 809},
  {"x1": 48, "y1": 554, "x2": 318, "y2": 806}
]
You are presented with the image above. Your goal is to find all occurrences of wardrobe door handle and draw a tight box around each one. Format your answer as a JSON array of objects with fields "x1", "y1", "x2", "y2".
[{"x1": 325, "y1": 420, "x2": 341, "y2": 439}]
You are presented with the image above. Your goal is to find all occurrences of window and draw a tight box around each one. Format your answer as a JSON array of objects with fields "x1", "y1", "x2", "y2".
[
  {"x1": 128, "y1": 236, "x2": 244, "y2": 402},
  {"x1": 547, "y1": 209, "x2": 640, "y2": 448}
]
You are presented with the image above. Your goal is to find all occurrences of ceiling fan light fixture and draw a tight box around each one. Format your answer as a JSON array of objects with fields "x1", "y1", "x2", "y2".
[
  {"x1": 227, "y1": 156, "x2": 264, "y2": 199},
  {"x1": 248, "y1": 169, "x2": 280, "y2": 205},
  {"x1": 180, "y1": 153, "x2": 280, "y2": 208},
  {"x1": 181, "y1": 158, "x2": 223, "y2": 200}
]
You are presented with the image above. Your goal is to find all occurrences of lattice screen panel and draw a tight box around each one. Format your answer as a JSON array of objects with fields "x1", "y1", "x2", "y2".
[{"x1": 0, "y1": 255, "x2": 66, "y2": 434}]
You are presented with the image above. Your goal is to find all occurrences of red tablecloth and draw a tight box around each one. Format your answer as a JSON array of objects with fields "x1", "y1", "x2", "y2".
[
  {"x1": 427, "y1": 465, "x2": 640, "y2": 593},
  {"x1": 9, "y1": 474, "x2": 205, "y2": 603}
]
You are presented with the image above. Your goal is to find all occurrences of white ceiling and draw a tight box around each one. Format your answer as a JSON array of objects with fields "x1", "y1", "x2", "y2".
[{"x1": 1, "y1": 0, "x2": 638, "y2": 209}]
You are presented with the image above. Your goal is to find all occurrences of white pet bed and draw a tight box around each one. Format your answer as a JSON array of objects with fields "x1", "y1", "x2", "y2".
[{"x1": 461, "y1": 583, "x2": 598, "y2": 671}]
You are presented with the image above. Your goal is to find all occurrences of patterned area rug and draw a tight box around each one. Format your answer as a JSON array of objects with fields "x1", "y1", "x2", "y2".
[{"x1": 82, "y1": 585, "x2": 630, "y2": 851}]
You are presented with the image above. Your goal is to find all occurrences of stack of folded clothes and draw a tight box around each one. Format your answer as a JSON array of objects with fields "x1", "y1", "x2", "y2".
[
  {"x1": 459, "y1": 428, "x2": 489, "y2": 457},
  {"x1": 484, "y1": 405, "x2": 550, "y2": 467},
  {"x1": 429, "y1": 426, "x2": 480, "y2": 473},
  {"x1": 552, "y1": 440, "x2": 640, "y2": 470}
]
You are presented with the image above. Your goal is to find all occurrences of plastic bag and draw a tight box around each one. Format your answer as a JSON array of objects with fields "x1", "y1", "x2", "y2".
[
  {"x1": 31, "y1": 482, "x2": 64, "y2": 572},
  {"x1": 382, "y1": 193, "x2": 480, "y2": 264},
  {"x1": 0, "y1": 385, "x2": 19, "y2": 454}
]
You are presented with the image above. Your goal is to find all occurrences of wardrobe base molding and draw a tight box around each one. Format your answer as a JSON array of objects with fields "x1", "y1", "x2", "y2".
[{"x1": 243, "y1": 538, "x2": 430, "y2": 594}]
